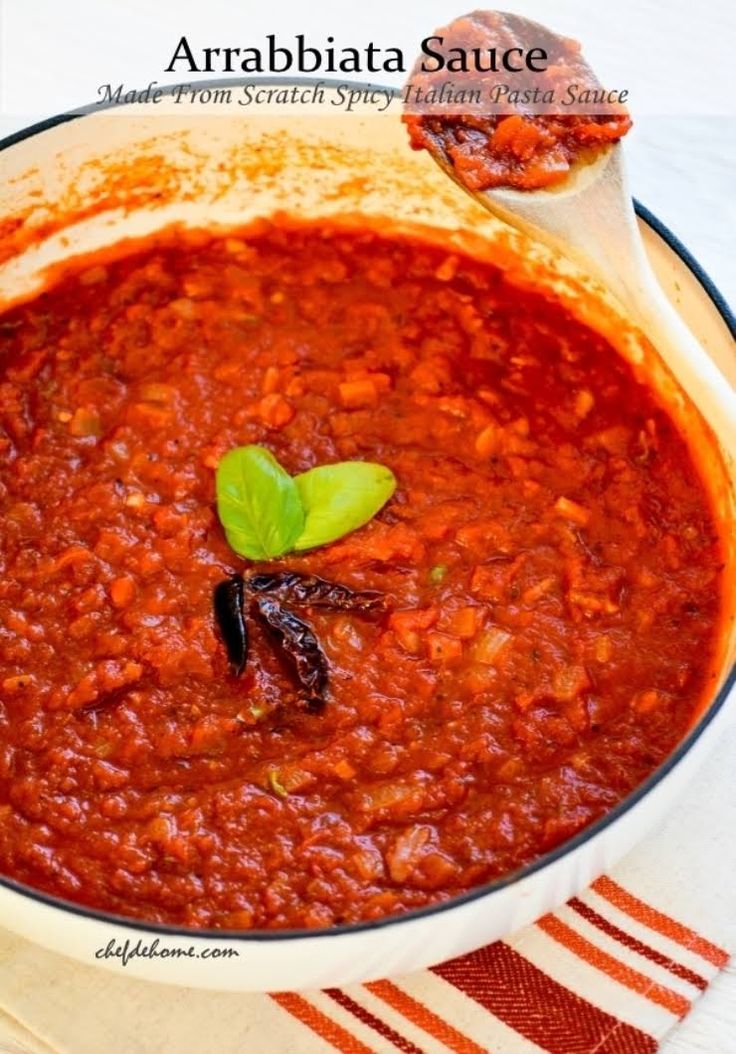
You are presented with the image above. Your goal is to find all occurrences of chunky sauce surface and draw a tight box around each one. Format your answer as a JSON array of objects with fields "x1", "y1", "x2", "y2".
[{"x1": 0, "y1": 224, "x2": 722, "y2": 928}]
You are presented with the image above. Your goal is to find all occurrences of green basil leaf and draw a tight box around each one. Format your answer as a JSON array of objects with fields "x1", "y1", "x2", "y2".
[
  {"x1": 293, "y1": 461, "x2": 396, "y2": 551},
  {"x1": 216, "y1": 445, "x2": 304, "y2": 560}
]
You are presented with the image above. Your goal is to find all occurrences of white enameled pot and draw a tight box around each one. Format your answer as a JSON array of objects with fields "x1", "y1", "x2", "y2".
[{"x1": 0, "y1": 81, "x2": 734, "y2": 991}]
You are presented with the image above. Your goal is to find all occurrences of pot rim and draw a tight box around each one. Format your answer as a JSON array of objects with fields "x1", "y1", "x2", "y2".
[{"x1": 0, "y1": 76, "x2": 733, "y2": 943}]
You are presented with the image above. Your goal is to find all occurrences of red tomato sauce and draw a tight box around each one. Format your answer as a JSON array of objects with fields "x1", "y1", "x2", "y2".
[
  {"x1": 0, "y1": 223, "x2": 723, "y2": 928},
  {"x1": 404, "y1": 11, "x2": 632, "y2": 190}
]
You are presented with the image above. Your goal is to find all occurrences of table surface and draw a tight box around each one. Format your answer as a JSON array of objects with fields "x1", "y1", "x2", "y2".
[{"x1": 0, "y1": 1, "x2": 733, "y2": 1049}]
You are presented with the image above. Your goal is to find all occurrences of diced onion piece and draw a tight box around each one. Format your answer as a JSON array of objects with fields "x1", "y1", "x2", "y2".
[
  {"x1": 569, "y1": 590, "x2": 618, "y2": 615},
  {"x1": 521, "y1": 577, "x2": 556, "y2": 605},
  {"x1": 69, "y1": 407, "x2": 101, "y2": 437},
  {"x1": 448, "y1": 606, "x2": 480, "y2": 639},
  {"x1": 552, "y1": 665, "x2": 589, "y2": 702},
  {"x1": 574, "y1": 389, "x2": 595, "y2": 418},
  {"x1": 258, "y1": 393, "x2": 294, "y2": 429},
  {"x1": 109, "y1": 576, "x2": 136, "y2": 609},
  {"x1": 332, "y1": 759, "x2": 356, "y2": 781},
  {"x1": 385, "y1": 824, "x2": 432, "y2": 883},
  {"x1": 473, "y1": 626, "x2": 512, "y2": 665},
  {"x1": 554, "y1": 496, "x2": 591, "y2": 526},
  {"x1": 275, "y1": 766, "x2": 314, "y2": 793},
  {"x1": 631, "y1": 690, "x2": 661, "y2": 714},
  {"x1": 261, "y1": 366, "x2": 281, "y2": 394},
  {"x1": 339, "y1": 379, "x2": 379, "y2": 408},
  {"x1": 169, "y1": 297, "x2": 197, "y2": 318},
  {"x1": 389, "y1": 608, "x2": 438, "y2": 654},
  {"x1": 138, "y1": 383, "x2": 176, "y2": 404},
  {"x1": 593, "y1": 636, "x2": 613, "y2": 663},
  {"x1": 435, "y1": 256, "x2": 459, "y2": 282},
  {"x1": 352, "y1": 848, "x2": 384, "y2": 881},
  {"x1": 357, "y1": 781, "x2": 425, "y2": 815},
  {"x1": 588, "y1": 426, "x2": 630, "y2": 455},
  {"x1": 79, "y1": 265, "x2": 108, "y2": 286},
  {"x1": 475, "y1": 424, "x2": 501, "y2": 458},
  {"x1": 427, "y1": 632, "x2": 463, "y2": 664}
]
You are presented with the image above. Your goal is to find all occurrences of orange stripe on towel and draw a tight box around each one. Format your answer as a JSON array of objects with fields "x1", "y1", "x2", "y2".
[
  {"x1": 325, "y1": 988, "x2": 425, "y2": 1053},
  {"x1": 592, "y1": 876, "x2": 729, "y2": 968},
  {"x1": 366, "y1": 979, "x2": 488, "y2": 1054},
  {"x1": 569, "y1": 897, "x2": 708, "y2": 990},
  {"x1": 537, "y1": 914, "x2": 690, "y2": 1018},
  {"x1": 271, "y1": 992, "x2": 374, "y2": 1054}
]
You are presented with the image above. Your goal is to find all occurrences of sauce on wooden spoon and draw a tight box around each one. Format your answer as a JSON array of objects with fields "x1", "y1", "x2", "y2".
[{"x1": 403, "y1": 10, "x2": 632, "y2": 190}]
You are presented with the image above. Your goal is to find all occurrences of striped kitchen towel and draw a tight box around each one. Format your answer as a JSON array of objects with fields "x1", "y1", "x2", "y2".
[
  {"x1": 272, "y1": 875, "x2": 729, "y2": 1054},
  {"x1": 0, "y1": 726, "x2": 734, "y2": 1054}
]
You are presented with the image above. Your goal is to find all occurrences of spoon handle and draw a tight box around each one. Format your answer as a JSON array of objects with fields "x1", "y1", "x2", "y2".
[
  {"x1": 485, "y1": 148, "x2": 736, "y2": 442},
  {"x1": 487, "y1": 147, "x2": 643, "y2": 307}
]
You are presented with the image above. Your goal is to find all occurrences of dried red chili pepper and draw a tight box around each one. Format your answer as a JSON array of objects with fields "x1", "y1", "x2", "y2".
[
  {"x1": 248, "y1": 571, "x2": 384, "y2": 613},
  {"x1": 255, "y1": 595, "x2": 328, "y2": 711},
  {"x1": 213, "y1": 574, "x2": 248, "y2": 676}
]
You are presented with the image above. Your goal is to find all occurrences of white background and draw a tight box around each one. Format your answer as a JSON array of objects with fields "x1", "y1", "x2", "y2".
[{"x1": 0, "y1": 1, "x2": 734, "y2": 1050}]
